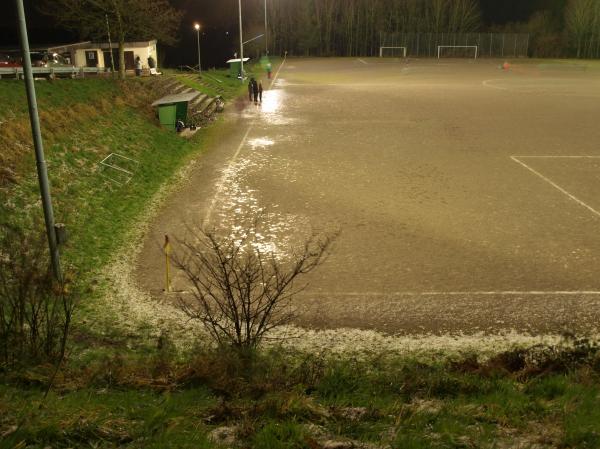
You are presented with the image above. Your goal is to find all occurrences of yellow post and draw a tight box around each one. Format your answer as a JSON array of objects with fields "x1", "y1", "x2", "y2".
[{"x1": 164, "y1": 234, "x2": 171, "y2": 292}]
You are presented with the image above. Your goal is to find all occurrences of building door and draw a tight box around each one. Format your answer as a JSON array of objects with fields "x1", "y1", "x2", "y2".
[
  {"x1": 124, "y1": 51, "x2": 135, "y2": 70},
  {"x1": 102, "y1": 50, "x2": 135, "y2": 71},
  {"x1": 85, "y1": 50, "x2": 98, "y2": 67},
  {"x1": 103, "y1": 50, "x2": 118, "y2": 70}
]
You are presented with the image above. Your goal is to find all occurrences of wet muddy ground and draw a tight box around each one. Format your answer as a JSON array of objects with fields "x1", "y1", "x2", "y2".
[{"x1": 135, "y1": 58, "x2": 600, "y2": 336}]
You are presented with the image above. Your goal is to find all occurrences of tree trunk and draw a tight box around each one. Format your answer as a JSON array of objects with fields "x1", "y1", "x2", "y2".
[
  {"x1": 115, "y1": 7, "x2": 126, "y2": 80},
  {"x1": 118, "y1": 39, "x2": 126, "y2": 80}
]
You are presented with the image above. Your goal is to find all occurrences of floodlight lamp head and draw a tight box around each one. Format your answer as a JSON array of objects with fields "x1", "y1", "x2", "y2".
[{"x1": 194, "y1": 23, "x2": 200, "y2": 31}]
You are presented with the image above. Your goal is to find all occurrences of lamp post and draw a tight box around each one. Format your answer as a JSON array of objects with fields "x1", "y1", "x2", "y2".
[
  {"x1": 194, "y1": 23, "x2": 202, "y2": 73},
  {"x1": 238, "y1": 0, "x2": 244, "y2": 83},
  {"x1": 264, "y1": 0, "x2": 268, "y2": 55},
  {"x1": 15, "y1": 0, "x2": 62, "y2": 280}
]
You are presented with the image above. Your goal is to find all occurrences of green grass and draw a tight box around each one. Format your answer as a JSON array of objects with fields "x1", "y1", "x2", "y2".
[
  {"x1": 0, "y1": 384, "x2": 216, "y2": 448},
  {"x1": 1, "y1": 348, "x2": 600, "y2": 448},
  {"x1": 172, "y1": 61, "x2": 276, "y2": 100},
  {"x1": 175, "y1": 68, "x2": 249, "y2": 99},
  {"x1": 0, "y1": 76, "x2": 240, "y2": 344},
  {"x1": 0, "y1": 78, "x2": 121, "y2": 119}
]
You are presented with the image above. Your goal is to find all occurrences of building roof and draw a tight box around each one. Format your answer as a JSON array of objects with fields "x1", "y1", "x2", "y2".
[
  {"x1": 151, "y1": 91, "x2": 201, "y2": 107},
  {"x1": 48, "y1": 40, "x2": 157, "y2": 53}
]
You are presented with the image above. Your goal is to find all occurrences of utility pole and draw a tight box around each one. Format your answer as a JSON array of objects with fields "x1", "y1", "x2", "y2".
[
  {"x1": 238, "y1": 0, "x2": 244, "y2": 83},
  {"x1": 15, "y1": 0, "x2": 62, "y2": 281},
  {"x1": 264, "y1": 0, "x2": 268, "y2": 55},
  {"x1": 194, "y1": 23, "x2": 202, "y2": 73},
  {"x1": 105, "y1": 14, "x2": 116, "y2": 75}
]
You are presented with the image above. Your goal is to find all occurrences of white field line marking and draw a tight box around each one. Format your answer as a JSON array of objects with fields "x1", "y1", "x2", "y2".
[
  {"x1": 357, "y1": 58, "x2": 368, "y2": 65},
  {"x1": 171, "y1": 290, "x2": 600, "y2": 297},
  {"x1": 514, "y1": 155, "x2": 600, "y2": 159},
  {"x1": 269, "y1": 54, "x2": 286, "y2": 89},
  {"x1": 482, "y1": 79, "x2": 511, "y2": 91},
  {"x1": 483, "y1": 79, "x2": 600, "y2": 98},
  {"x1": 511, "y1": 155, "x2": 600, "y2": 219},
  {"x1": 275, "y1": 83, "x2": 442, "y2": 88},
  {"x1": 317, "y1": 291, "x2": 600, "y2": 296},
  {"x1": 203, "y1": 126, "x2": 252, "y2": 226}
]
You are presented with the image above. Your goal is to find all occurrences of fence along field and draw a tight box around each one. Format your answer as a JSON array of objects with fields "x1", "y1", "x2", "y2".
[{"x1": 380, "y1": 32, "x2": 530, "y2": 58}]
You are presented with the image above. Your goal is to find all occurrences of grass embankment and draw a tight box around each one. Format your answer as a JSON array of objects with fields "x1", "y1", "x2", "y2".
[
  {"x1": 2, "y1": 341, "x2": 600, "y2": 448},
  {"x1": 0, "y1": 71, "x2": 247, "y2": 337}
]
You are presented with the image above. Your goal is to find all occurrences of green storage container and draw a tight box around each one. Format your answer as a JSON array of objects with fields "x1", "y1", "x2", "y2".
[
  {"x1": 226, "y1": 57, "x2": 250, "y2": 79},
  {"x1": 152, "y1": 92, "x2": 202, "y2": 130},
  {"x1": 158, "y1": 104, "x2": 177, "y2": 128}
]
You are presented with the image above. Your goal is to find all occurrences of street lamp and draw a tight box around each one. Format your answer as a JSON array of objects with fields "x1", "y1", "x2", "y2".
[
  {"x1": 238, "y1": 0, "x2": 244, "y2": 83},
  {"x1": 15, "y1": 0, "x2": 62, "y2": 280},
  {"x1": 264, "y1": 0, "x2": 268, "y2": 55},
  {"x1": 194, "y1": 23, "x2": 202, "y2": 73}
]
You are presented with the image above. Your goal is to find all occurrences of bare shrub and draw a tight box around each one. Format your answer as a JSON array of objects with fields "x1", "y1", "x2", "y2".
[
  {"x1": 0, "y1": 223, "x2": 75, "y2": 368},
  {"x1": 173, "y1": 226, "x2": 336, "y2": 351}
]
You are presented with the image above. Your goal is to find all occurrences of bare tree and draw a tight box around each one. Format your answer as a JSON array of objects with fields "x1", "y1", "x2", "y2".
[
  {"x1": 0, "y1": 223, "x2": 75, "y2": 367},
  {"x1": 566, "y1": 0, "x2": 599, "y2": 57},
  {"x1": 172, "y1": 226, "x2": 336, "y2": 351},
  {"x1": 40, "y1": 0, "x2": 182, "y2": 79}
]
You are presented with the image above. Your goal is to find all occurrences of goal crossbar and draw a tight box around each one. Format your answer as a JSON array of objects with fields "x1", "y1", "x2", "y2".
[
  {"x1": 437, "y1": 45, "x2": 478, "y2": 59},
  {"x1": 379, "y1": 46, "x2": 407, "y2": 58}
]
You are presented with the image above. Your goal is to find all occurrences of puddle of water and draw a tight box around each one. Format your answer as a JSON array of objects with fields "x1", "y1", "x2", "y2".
[{"x1": 248, "y1": 137, "x2": 275, "y2": 150}]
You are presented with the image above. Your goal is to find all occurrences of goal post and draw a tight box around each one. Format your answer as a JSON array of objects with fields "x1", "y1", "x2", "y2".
[
  {"x1": 379, "y1": 46, "x2": 407, "y2": 58},
  {"x1": 437, "y1": 45, "x2": 478, "y2": 59}
]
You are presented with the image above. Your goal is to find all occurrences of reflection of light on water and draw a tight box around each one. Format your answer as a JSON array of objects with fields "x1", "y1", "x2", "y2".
[
  {"x1": 262, "y1": 89, "x2": 282, "y2": 114},
  {"x1": 248, "y1": 137, "x2": 275, "y2": 150},
  {"x1": 207, "y1": 94, "x2": 310, "y2": 258}
]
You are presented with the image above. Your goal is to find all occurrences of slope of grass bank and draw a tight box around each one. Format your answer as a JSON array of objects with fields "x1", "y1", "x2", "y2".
[
  {"x1": 0, "y1": 75, "x2": 246, "y2": 340},
  {"x1": 2, "y1": 341, "x2": 600, "y2": 448},
  {"x1": 2, "y1": 80, "x2": 174, "y2": 267}
]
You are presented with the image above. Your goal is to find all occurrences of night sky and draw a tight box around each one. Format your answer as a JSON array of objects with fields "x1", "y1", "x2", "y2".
[{"x1": 0, "y1": 0, "x2": 565, "y2": 66}]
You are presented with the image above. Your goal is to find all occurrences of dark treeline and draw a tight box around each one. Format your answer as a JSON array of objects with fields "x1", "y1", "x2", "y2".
[
  {"x1": 261, "y1": 0, "x2": 481, "y2": 57},
  {"x1": 236, "y1": 0, "x2": 600, "y2": 59}
]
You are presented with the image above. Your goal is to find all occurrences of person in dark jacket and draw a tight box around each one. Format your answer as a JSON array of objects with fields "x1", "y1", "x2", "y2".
[
  {"x1": 252, "y1": 78, "x2": 259, "y2": 104},
  {"x1": 258, "y1": 82, "x2": 263, "y2": 103},
  {"x1": 248, "y1": 79, "x2": 253, "y2": 101}
]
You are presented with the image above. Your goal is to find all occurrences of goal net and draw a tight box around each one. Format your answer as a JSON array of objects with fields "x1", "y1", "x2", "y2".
[
  {"x1": 379, "y1": 46, "x2": 407, "y2": 58},
  {"x1": 437, "y1": 45, "x2": 478, "y2": 59}
]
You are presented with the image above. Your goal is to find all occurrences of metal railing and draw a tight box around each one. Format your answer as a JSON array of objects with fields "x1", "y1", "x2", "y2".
[{"x1": 0, "y1": 66, "x2": 110, "y2": 79}]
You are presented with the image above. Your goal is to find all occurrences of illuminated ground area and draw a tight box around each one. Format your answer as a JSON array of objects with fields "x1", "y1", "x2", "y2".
[{"x1": 136, "y1": 58, "x2": 600, "y2": 336}]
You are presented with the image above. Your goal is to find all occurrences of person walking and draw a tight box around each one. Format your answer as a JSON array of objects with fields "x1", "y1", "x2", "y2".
[
  {"x1": 248, "y1": 78, "x2": 253, "y2": 101},
  {"x1": 135, "y1": 56, "x2": 143, "y2": 76},
  {"x1": 258, "y1": 82, "x2": 263, "y2": 103},
  {"x1": 252, "y1": 78, "x2": 259, "y2": 104}
]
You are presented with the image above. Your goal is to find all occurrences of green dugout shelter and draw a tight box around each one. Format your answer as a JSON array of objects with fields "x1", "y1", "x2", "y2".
[
  {"x1": 226, "y1": 57, "x2": 250, "y2": 78},
  {"x1": 151, "y1": 91, "x2": 201, "y2": 130}
]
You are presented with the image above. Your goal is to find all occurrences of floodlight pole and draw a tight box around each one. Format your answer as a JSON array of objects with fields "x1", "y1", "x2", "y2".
[
  {"x1": 195, "y1": 24, "x2": 202, "y2": 73},
  {"x1": 264, "y1": 0, "x2": 268, "y2": 55},
  {"x1": 15, "y1": 0, "x2": 62, "y2": 281},
  {"x1": 238, "y1": 0, "x2": 244, "y2": 83},
  {"x1": 105, "y1": 14, "x2": 116, "y2": 75}
]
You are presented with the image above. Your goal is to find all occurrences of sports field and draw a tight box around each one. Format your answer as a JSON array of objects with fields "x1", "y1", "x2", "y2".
[{"x1": 136, "y1": 58, "x2": 600, "y2": 337}]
